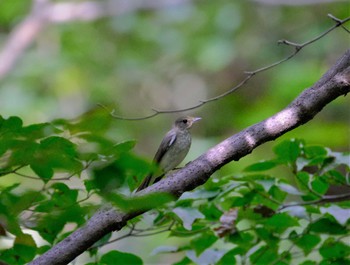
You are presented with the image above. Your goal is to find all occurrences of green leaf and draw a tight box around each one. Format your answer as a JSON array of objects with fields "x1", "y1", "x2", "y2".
[
  {"x1": 13, "y1": 233, "x2": 37, "y2": 263},
  {"x1": 111, "y1": 140, "x2": 136, "y2": 153},
  {"x1": 309, "y1": 218, "x2": 347, "y2": 235},
  {"x1": 273, "y1": 139, "x2": 302, "y2": 163},
  {"x1": 0, "y1": 116, "x2": 23, "y2": 133},
  {"x1": 2, "y1": 140, "x2": 38, "y2": 169},
  {"x1": 228, "y1": 231, "x2": 255, "y2": 249},
  {"x1": 311, "y1": 176, "x2": 328, "y2": 195},
  {"x1": 0, "y1": 249, "x2": 17, "y2": 264},
  {"x1": 304, "y1": 145, "x2": 327, "y2": 159},
  {"x1": 173, "y1": 256, "x2": 192, "y2": 265},
  {"x1": 37, "y1": 245, "x2": 51, "y2": 255},
  {"x1": 190, "y1": 231, "x2": 218, "y2": 255},
  {"x1": 10, "y1": 190, "x2": 45, "y2": 215},
  {"x1": 40, "y1": 136, "x2": 77, "y2": 156},
  {"x1": 222, "y1": 190, "x2": 255, "y2": 208},
  {"x1": 295, "y1": 171, "x2": 311, "y2": 193},
  {"x1": 116, "y1": 153, "x2": 152, "y2": 181},
  {"x1": 319, "y1": 238, "x2": 350, "y2": 259},
  {"x1": 20, "y1": 122, "x2": 57, "y2": 140},
  {"x1": 200, "y1": 203, "x2": 223, "y2": 221},
  {"x1": 244, "y1": 160, "x2": 278, "y2": 172},
  {"x1": 250, "y1": 245, "x2": 278, "y2": 265},
  {"x1": 34, "y1": 204, "x2": 87, "y2": 244},
  {"x1": 35, "y1": 183, "x2": 78, "y2": 212},
  {"x1": 91, "y1": 163, "x2": 126, "y2": 192},
  {"x1": 268, "y1": 185, "x2": 287, "y2": 202},
  {"x1": 100, "y1": 250, "x2": 142, "y2": 265},
  {"x1": 84, "y1": 179, "x2": 96, "y2": 192},
  {"x1": 92, "y1": 154, "x2": 150, "y2": 192},
  {"x1": 325, "y1": 170, "x2": 346, "y2": 185},
  {"x1": 59, "y1": 108, "x2": 113, "y2": 135},
  {"x1": 79, "y1": 138, "x2": 136, "y2": 162},
  {"x1": 294, "y1": 233, "x2": 321, "y2": 255},
  {"x1": 30, "y1": 136, "x2": 82, "y2": 181},
  {"x1": 256, "y1": 227, "x2": 279, "y2": 246},
  {"x1": 217, "y1": 248, "x2": 240, "y2": 265},
  {"x1": 173, "y1": 207, "x2": 205, "y2": 230},
  {"x1": 264, "y1": 213, "x2": 299, "y2": 233},
  {"x1": 30, "y1": 163, "x2": 54, "y2": 181}
]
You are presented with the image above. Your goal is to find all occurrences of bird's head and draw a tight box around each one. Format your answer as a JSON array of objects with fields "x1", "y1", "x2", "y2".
[{"x1": 174, "y1": 116, "x2": 201, "y2": 130}]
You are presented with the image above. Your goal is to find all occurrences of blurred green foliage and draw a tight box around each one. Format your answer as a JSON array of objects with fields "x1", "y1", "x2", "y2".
[
  {"x1": 0, "y1": 110, "x2": 349, "y2": 264},
  {"x1": 0, "y1": 1, "x2": 348, "y2": 152},
  {"x1": 0, "y1": 0, "x2": 349, "y2": 264}
]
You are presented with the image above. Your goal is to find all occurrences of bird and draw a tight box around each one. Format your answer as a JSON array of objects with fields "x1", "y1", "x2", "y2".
[{"x1": 136, "y1": 116, "x2": 201, "y2": 192}]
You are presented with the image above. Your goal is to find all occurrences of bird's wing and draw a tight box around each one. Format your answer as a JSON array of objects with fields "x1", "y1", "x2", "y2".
[
  {"x1": 153, "y1": 129, "x2": 177, "y2": 164},
  {"x1": 136, "y1": 130, "x2": 177, "y2": 192}
]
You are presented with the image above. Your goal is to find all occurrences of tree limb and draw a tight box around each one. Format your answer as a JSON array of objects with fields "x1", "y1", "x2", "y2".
[{"x1": 29, "y1": 49, "x2": 350, "y2": 265}]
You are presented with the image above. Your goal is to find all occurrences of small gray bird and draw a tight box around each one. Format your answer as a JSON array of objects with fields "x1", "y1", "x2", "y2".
[{"x1": 136, "y1": 116, "x2": 201, "y2": 191}]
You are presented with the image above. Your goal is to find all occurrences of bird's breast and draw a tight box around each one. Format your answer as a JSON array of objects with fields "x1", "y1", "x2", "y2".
[{"x1": 159, "y1": 131, "x2": 191, "y2": 172}]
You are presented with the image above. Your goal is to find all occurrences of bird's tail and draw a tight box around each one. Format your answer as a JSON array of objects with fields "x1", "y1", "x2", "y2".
[
  {"x1": 136, "y1": 174, "x2": 164, "y2": 192},
  {"x1": 136, "y1": 174, "x2": 153, "y2": 192}
]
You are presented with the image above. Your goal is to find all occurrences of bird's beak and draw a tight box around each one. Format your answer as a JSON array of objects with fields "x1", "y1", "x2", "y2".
[{"x1": 192, "y1": 117, "x2": 201, "y2": 123}]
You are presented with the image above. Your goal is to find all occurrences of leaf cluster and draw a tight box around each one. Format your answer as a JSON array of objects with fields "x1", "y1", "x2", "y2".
[
  {"x1": 0, "y1": 111, "x2": 349, "y2": 265},
  {"x1": 120, "y1": 139, "x2": 350, "y2": 265},
  {"x1": 0, "y1": 111, "x2": 147, "y2": 264}
]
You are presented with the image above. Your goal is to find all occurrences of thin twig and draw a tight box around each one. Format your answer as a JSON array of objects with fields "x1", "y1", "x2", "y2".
[
  {"x1": 10, "y1": 160, "x2": 93, "y2": 181},
  {"x1": 0, "y1": 165, "x2": 26, "y2": 177},
  {"x1": 279, "y1": 192, "x2": 350, "y2": 211},
  {"x1": 103, "y1": 14, "x2": 350, "y2": 120}
]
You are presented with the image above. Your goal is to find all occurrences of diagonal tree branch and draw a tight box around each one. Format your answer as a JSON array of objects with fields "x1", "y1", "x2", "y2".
[{"x1": 29, "y1": 49, "x2": 350, "y2": 265}]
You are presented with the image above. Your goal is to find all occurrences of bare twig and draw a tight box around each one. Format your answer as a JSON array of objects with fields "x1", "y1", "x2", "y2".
[
  {"x1": 279, "y1": 192, "x2": 350, "y2": 211},
  {"x1": 8, "y1": 160, "x2": 92, "y2": 181},
  {"x1": 103, "y1": 14, "x2": 350, "y2": 120},
  {"x1": 0, "y1": 165, "x2": 25, "y2": 177}
]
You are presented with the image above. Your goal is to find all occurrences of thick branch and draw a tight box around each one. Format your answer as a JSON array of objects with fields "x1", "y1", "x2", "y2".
[{"x1": 29, "y1": 49, "x2": 350, "y2": 265}]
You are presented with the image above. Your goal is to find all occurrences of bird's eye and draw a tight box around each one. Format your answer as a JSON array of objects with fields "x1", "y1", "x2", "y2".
[{"x1": 182, "y1": 119, "x2": 188, "y2": 124}]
